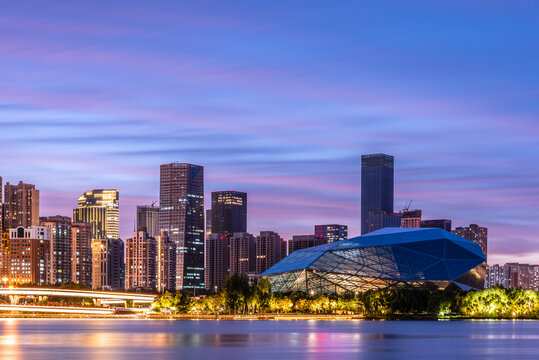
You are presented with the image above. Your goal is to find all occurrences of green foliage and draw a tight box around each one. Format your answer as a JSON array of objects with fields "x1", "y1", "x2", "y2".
[
  {"x1": 151, "y1": 291, "x2": 193, "y2": 313},
  {"x1": 223, "y1": 275, "x2": 251, "y2": 314},
  {"x1": 460, "y1": 287, "x2": 539, "y2": 318}
]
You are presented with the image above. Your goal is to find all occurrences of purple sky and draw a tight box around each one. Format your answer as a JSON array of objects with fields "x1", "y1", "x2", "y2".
[{"x1": 1, "y1": 1, "x2": 538, "y2": 265}]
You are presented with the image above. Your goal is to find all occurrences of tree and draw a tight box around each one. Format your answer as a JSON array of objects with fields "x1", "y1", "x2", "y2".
[{"x1": 223, "y1": 275, "x2": 250, "y2": 314}]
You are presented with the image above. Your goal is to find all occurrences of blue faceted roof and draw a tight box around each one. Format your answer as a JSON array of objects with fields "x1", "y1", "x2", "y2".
[{"x1": 261, "y1": 227, "x2": 486, "y2": 282}]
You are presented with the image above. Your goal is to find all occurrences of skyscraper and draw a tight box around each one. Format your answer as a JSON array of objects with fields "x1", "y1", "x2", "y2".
[
  {"x1": 314, "y1": 224, "x2": 348, "y2": 243},
  {"x1": 453, "y1": 224, "x2": 488, "y2": 259},
  {"x1": 71, "y1": 222, "x2": 93, "y2": 287},
  {"x1": 368, "y1": 210, "x2": 401, "y2": 233},
  {"x1": 3, "y1": 181, "x2": 40, "y2": 229},
  {"x1": 156, "y1": 231, "x2": 176, "y2": 292},
  {"x1": 255, "y1": 231, "x2": 282, "y2": 274},
  {"x1": 229, "y1": 232, "x2": 256, "y2": 276},
  {"x1": 73, "y1": 189, "x2": 119, "y2": 240},
  {"x1": 401, "y1": 209, "x2": 422, "y2": 228},
  {"x1": 205, "y1": 209, "x2": 212, "y2": 237},
  {"x1": 7, "y1": 226, "x2": 51, "y2": 285},
  {"x1": 136, "y1": 204, "x2": 160, "y2": 238},
  {"x1": 40, "y1": 216, "x2": 72, "y2": 284},
  {"x1": 126, "y1": 231, "x2": 157, "y2": 290},
  {"x1": 420, "y1": 219, "x2": 452, "y2": 232},
  {"x1": 205, "y1": 233, "x2": 229, "y2": 292},
  {"x1": 361, "y1": 154, "x2": 394, "y2": 234},
  {"x1": 288, "y1": 234, "x2": 328, "y2": 255},
  {"x1": 159, "y1": 163, "x2": 205, "y2": 291},
  {"x1": 91, "y1": 237, "x2": 124, "y2": 290},
  {"x1": 211, "y1": 191, "x2": 247, "y2": 237}
]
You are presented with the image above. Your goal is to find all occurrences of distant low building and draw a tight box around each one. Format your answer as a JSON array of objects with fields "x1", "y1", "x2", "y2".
[
  {"x1": 400, "y1": 210, "x2": 422, "y2": 228},
  {"x1": 288, "y1": 234, "x2": 328, "y2": 255},
  {"x1": 368, "y1": 210, "x2": 401, "y2": 233},
  {"x1": 421, "y1": 219, "x2": 452, "y2": 232},
  {"x1": 314, "y1": 224, "x2": 347, "y2": 243}
]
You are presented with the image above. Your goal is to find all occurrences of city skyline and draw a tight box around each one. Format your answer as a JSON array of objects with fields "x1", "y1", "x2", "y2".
[{"x1": 1, "y1": 2, "x2": 539, "y2": 266}]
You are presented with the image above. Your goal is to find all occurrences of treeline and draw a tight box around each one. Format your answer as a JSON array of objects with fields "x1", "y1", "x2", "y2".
[{"x1": 151, "y1": 275, "x2": 539, "y2": 318}]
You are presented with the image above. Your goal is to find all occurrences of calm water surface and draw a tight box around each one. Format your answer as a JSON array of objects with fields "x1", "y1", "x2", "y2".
[{"x1": 0, "y1": 319, "x2": 538, "y2": 359}]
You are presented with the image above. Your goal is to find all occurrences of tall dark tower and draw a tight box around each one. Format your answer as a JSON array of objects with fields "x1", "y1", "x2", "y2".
[
  {"x1": 211, "y1": 191, "x2": 247, "y2": 237},
  {"x1": 159, "y1": 163, "x2": 205, "y2": 291},
  {"x1": 361, "y1": 154, "x2": 394, "y2": 234}
]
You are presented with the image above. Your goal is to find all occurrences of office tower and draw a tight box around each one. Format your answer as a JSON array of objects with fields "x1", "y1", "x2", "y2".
[
  {"x1": 361, "y1": 154, "x2": 394, "y2": 234},
  {"x1": 420, "y1": 219, "x2": 452, "y2": 232},
  {"x1": 92, "y1": 238, "x2": 124, "y2": 290},
  {"x1": 0, "y1": 176, "x2": 3, "y2": 235},
  {"x1": 73, "y1": 189, "x2": 119, "y2": 240},
  {"x1": 229, "y1": 232, "x2": 256, "y2": 276},
  {"x1": 156, "y1": 231, "x2": 176, "y2": 292},
  {"x1": 255, "y1": 231, "x2": 282, "y2": 274},
  {"x1": 126, "y1": 231, "x2": 157, "y2": 290},
  {"x1": 314, "y1": 224, "x2": 348, "y2": 243},
  {"x1": 40, "y1": 216, "x2": 72, "y2": 284},
  {"x1": 205, "y1": 233, "x2": 229, "y2": 292},
  {"x1": 136, "y1": 204, "x2": 160, "y2": 238},
  {"x1": 211, "y1": 191, "x2": 247, "y2": 237},
  {"x1": 205, "y1": 209, "x2": 212, "y2": 237},
  {"x1": 159, "y1": 163, "x2": 205, "y2": 291},
  {"x1": 7, "y1": 226, "x2": 51, "y2": 285},
  {"x1": 71, "y1": 222, "x2": 93, "y2": 287},
  {"x1": 368, "y1": 210, "x2": 401, "y2": 233},
  {"x1": 401, "y1": 209, "x2": 422, "y2": 228},
  {"x1": 3, "y1": 181, "x2": 40, "y2": 229},
  {"x1": 453, "y1": 224, "x2": 488, "y2": 259},
  {"x1": 288, "y1": 234, "x2": 328, "y2": 255}
]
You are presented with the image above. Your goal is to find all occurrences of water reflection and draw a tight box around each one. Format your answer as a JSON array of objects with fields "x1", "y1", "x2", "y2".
[{"x1": 0, "y1": 319, "x2": 537, "y2": 360}]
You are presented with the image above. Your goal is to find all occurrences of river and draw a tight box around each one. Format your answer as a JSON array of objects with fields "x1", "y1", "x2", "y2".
[{"x1": 0, "y1": 319, "x2": 537, "y2": 359}]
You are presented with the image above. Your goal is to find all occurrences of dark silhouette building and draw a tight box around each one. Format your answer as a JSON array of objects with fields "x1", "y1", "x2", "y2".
[
  {"x1": 229, "y1": 232, "x2": 256, "y2": 276},
  {"x1": 205, "y1": 233, "x2": 229, "y2": 292},
  {"x1": 256, "y1": 231, "x2": 282, "y2": 274},
  {"x1": 288, "y1": 234, "x2": 328, "y2": 255},
  {"x1": 361, "y1": 154, "x2": 394, "y2": 234},
  {"x1": 368, "y1": 210, "x2": 401, "y2": 233},
  {"x1": 314, "y1": 224, "x2": 348, "y2": 243},
  {"x1": 421, "y1": 219, "x2": 452, "y2": 232},
  {"x1": 211, "y1": 191, "x2": 247, "y2": 237},
  {"x1": 159, "y1": 163, "x2": 205, "y2": 291}
]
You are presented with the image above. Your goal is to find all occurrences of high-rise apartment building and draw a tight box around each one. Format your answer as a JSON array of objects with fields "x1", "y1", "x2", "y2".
[
  {"x1": 229, "y1": 232, "x2": 256, "y2": 276},
  {"x1": 156, "y1": 231, "x2": 176, "y2": 292},
  {"x1": 255, "y1": 231, "x2": 282, "y2": 275},
  {"x1": 314, "y1": 224, "x2": 348, "y2": 243},
  {"x1": 485, "y1": 263, "x2": 539, "y2": 291},
  {"x1": 211, "y1": 191, "x2": 247, "y2": 237},
  {"x1": 92, "y1": 237, "x2": 124, "y2": 290},
  {"x1": 71, "y1": 222, "x2": 93, "y2": 287},
  {"x1": 126, "y1": 231, "x2": 157, "y2": 290},
  {"x1": 453, "y1": 224, "x2": 488, "y2": 260},
  {"x1": 288, "y1": 234, "x2": 328, "y2": 255},
  {"x1": 0, "y1": 176, "x2": 3, "y2": 235},
  {"x1": 40, "y1": 216, "x2": 72, "y2": 284},
  {"x1": 368, "y1": 210, "x2": 401, "y2": 233},
  {"x1": 3, "y1": 181, "x2": 40, "y2": 229},
  {"x1": 136, "y1": 204, "x2": 160, "y2": 238},
  {"x1": 205, "y1": 209, "x2": 212, "y2": 237},
  {"x1": 7, "y1": 226, "x2": 50, "y2": 285},
  {"x1": 205, "y1": 233, "x2": 229, "y2": 292},
  {"x1": 401, "y1": 209, "x2": 422, "y2": 228},
  {"x1": 361, "y1": 154, "x2": 394, "y2": 234},
  {"x1": 74, "y1": 189, "x2": 119, "y2": 240},
  {"x1": 420, "y1": 219, "x2": 452, "y2": 232},
  {"x1": 159, "y1": 163, "x2": 205, "y2": 291}
]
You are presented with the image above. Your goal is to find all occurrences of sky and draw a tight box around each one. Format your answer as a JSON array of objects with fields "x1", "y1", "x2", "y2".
[{"x1": 1, "y1": 1, "x2": 538, "y2": 265}]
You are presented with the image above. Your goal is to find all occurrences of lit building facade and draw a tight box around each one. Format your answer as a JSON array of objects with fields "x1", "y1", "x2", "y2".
[
  {"x1": 7, "y1": 226, "x2": 51, "y2": 285},
  {"x1": 205, "y1": 233, "x2": 229, "y2": 292},
  {"x1": 314, "y1": 224, "x2": 348, "y2": 243},
  {"x1": 40, "y1": 215, "x2": 72, "y2": 284},
  {"x1": 92, "y1": 237, "x2": 124, "y2": 290},
  {"x1": 401, "y1": 209, "x2": 422, "y2": 228},
  {"x1": 126, "y1": 231, "x2": 157, "y2": 290},
  {"x1": 229, "y1": 232, "x2": 256, "y2": 276},
  {"x1": 486, "y1": 263, "x2": 539, "y2": 291},
  {"x1": 361, "y1": 154, "x2": 394, "y2": 234},
  {"x1": 157, "y1": 231, "x2": 176, "y2": 292},
  {"x1": 159, "y1": 163, "x2": 205, "y2": 291},
  {"x1": 73, "y1": 189, "x2": 119, "y2": 240},
  {"x1": 3, "y1": 181, "x2": 40, "y2": 229},
  {"x1": 211, "y1": 191, "x2": 247, "y2": 237},
  {"x1": 136, "y1": 204, "x2": 160, "y2": 238},
  {"x1": 256, "y1": 231, "x2": 282, "y2": 275},
  {"x1": 71, "y1": 222, "x2": 93, "y2": 287}
]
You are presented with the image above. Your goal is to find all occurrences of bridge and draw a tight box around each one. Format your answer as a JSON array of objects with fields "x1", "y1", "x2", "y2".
[
  {"x1": 0, "y1": 287, "x2": 157, "y2": 308},
  {"x1": 0, "y1": 304, "x2": 116, "y2": 314}
]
